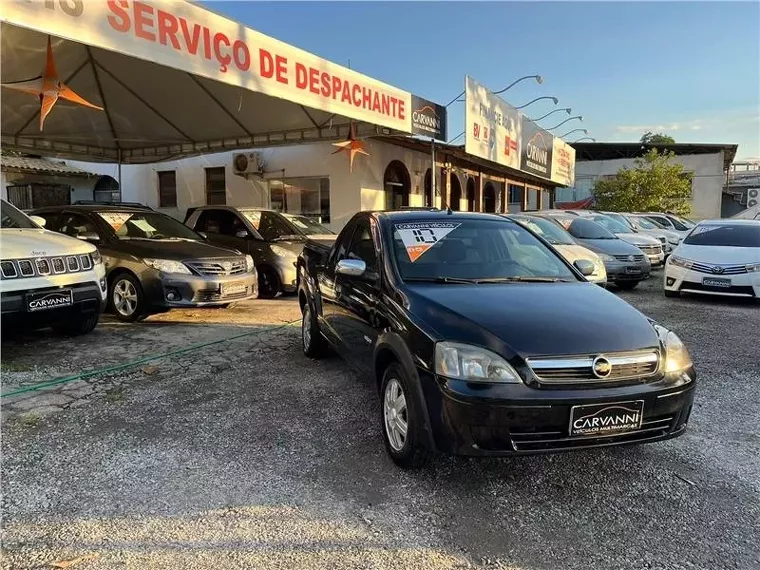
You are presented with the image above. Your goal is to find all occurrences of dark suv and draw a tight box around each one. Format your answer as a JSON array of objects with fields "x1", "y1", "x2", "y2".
[{"x1": 31, "y1": 205, "x2": 257, "y2": 321}]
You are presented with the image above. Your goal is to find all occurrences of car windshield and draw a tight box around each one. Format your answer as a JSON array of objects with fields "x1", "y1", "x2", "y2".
[
  {"x1": 684, "y1": 224, "x2": 760, "y2": 247},
  {"x1": 1, "y1": 200, "x2": 38, "y2": 229},
  {"x1": 670, "y1": 215, "x2": 695, "y2": 230},
  {"x1": 633, "y1": 216, "x2": 659, "y2": 230},
  {"x1": 592, "y1": 215, "x2": 631, "y2": 234},
  {"x1": 97, "y1": 211, "x2": 202, "y2": 240},
  {"x1": 645, "y1": 216, "x2": 670, "y2": 229},
  {"x1": 283, "y1": 214, "x2": 334, "y2": 235},
  {"x1": 514, "y1": 216, "x2": 575, "y2": 245},
  {"x1": 392, "y1": 219, "x2": 578, "y2": 282},
  {"x1": 568, "y1": 218, "x2": 617, "y2": 240}
]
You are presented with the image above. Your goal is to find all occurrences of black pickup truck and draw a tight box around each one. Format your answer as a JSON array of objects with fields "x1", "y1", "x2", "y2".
[{"x1": 297, "y1": 210, "x2": 696, "y2": 469}]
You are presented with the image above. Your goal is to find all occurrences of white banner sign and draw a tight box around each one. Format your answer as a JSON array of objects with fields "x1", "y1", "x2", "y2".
[
  {"x1": 551, "y1": 138, "x2": 576, "y2": 187},
  {"x1": 1, "y1": 0, "x2": 412, "y2": 133},
  {"x1": 464, "y1": 76, "x2": 521, "y2": 170}
]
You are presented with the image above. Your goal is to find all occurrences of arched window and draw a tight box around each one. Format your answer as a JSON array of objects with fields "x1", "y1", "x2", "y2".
[
  {"x1": 93, "y1": 175, "x2": 120, "y2": 203},
  {"x1": 383, "y1": 160, "x2": 411, "y2": 210},
  {"x1": 483, "y1": 182, "x2": 496, "y2": 213},
  {"x1": 449, "y1": 173, "x2": 462, "y2": 211},
  {"x1": 466, "y1": 177, "x2": 476, "y2": 212}
]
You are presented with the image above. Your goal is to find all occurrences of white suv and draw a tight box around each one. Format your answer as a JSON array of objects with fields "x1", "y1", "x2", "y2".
[{"x1": 1, "y1": 199, "x2": 107, "y2": 335}]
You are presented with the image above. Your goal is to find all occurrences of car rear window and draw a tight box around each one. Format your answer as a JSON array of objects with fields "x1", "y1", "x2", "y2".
[{"x1": 684, "y1": 224, "x2": 760, "y2": 247}]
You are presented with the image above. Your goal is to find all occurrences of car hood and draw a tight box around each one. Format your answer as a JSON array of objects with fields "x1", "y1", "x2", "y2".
[
  {"x1": 0, "y1": 228, "x2": 96, "y2": 258},
  {"x1": 113, "y1": 238, "x2": 242, "y2": 260},
  {"x1": 572, "y1": 237, "x2": 643, "y2": 256},
  {"x1": 615, "y1": 232, "x2": 660, "y2": 246},
  {"x1": 405, "y1": 282, "x2": 659, "y2": 358},
  {"x1": 673, "y1": 244, "x2": 760, "y2": 264},
  {"x1": 553, "y1": 244, "x2": 602, "y2": 264}
]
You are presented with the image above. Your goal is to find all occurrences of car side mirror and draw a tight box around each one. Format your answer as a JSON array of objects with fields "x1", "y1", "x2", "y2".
[
  {"x1": 574, "y1": 259, "x2": 595, "y2": 276},
  {"x1": 336, "y1": 258, "x2": 366, "y2": 277},
  {"x1": 77, "y1": 231, "x2": 101, "y2": 243},
  {"x1": 29, "y1": 215, "x2": 46, "y2": 227},
  {"x1": 235, "y1": 229, "x2": 249, "y2": 238}
]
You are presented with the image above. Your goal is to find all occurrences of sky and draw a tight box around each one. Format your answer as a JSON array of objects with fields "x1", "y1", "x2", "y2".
[{"x1": 205, "y1": 1, "x2": 760, "y2": 160}]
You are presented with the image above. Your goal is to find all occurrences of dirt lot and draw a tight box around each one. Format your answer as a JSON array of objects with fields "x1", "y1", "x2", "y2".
[{"x1": 2, "y1": 277, "x2": 759, "y2": 570}]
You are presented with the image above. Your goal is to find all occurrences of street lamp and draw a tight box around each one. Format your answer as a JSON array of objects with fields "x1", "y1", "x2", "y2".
[
  {"x1": 515, "y1": 96, "x2": 558, "y2": 110},
  {"x1": 573, "y1": 137, "x2": 596, "y2": 143},
  {"x1": 546, "y1": 115, "x2": 583, "y2": 130},
  {"x1": 529, "y1": 107, "x2": 571, "y2": 122},
  {"x1": 560, "y1": 128, "x2": 588, "y2": 138},
  {"x1": 445, "y1": 74, "x2": 544, "y2": 107}
]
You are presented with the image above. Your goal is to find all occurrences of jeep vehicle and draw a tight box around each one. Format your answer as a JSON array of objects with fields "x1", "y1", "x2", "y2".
[{"x1": 1, "y1": 199, "x2": 106, "y2": 335}]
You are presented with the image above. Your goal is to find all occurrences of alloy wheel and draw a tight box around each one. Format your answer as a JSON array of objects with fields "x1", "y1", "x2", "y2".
[
  {"x1": 383, "y1": 378, "x2": 408, "y2": 451},
  {"x1": 113, "y1": 279, "x2": 138, "y2": 317},
  {"x1": 302, "y1": 306, "x2": 312, "y2": 351}
]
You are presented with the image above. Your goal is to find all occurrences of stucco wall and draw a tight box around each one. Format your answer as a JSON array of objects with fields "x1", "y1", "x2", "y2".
[
  {"x1": 1, "y1": 171, "x2": 96, "y2": 204},
  {"x1": 560, "y1": 152, "x2": 725, "y2": 219}
]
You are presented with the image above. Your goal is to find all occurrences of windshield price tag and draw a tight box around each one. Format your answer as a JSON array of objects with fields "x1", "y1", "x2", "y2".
[
  {"x1": 97, "y1": 212, "x2": 132, "y2": 231},
  {"x1": 242, "y1": 211, "x2": 261, "y2": 230},
  {"x1": 395, "y1": 222, "x2": 461, "y2": 262}
]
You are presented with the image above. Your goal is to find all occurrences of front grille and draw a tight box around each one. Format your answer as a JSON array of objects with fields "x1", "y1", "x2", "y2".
[
  {"x1": 509, "y1": 413, "x2": 675, "y2": 452},
  {"x1": 681, "y1": 281, "x2": 755, "y2": 297},
  {"x1": 687, "y1": 261, "x2": 748, "y2": 275},
  {"x1": 0, "y1": 255, "x2": 93, "y2": 280},
  {"x1": 639, "y1": 244, "x2": 662, "y2": 255},
  {"x1": 195, "y1": 288, "x2": 250, "y2": 302},
  {"x1": 526, "y1": 350, "x2": 660, "y2": 385},
  {"x1": 186, "y1": 258, "x2": 247, "y2": 276},
  {"x1": 614, "y1": 254, "x2": 645, "y2": 262}
]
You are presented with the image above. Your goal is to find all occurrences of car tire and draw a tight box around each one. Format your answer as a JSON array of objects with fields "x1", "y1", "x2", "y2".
[
  {"x1": 109, "y1": 273, "x2": 147, "y2": 322},
  {"x1": 53, "y1": 311, "x2": 100, "y2": 336},
  {"x1": 301, "y1": 303, "x2": 328, "y2": 358},
  {"x1": 664, "y1": 289, "x2": 679, "y2": 298},
  {"x1": 380, "y1": 363, "x2": 432, "y2": 470},
  {"x1": 617, "y1": 281, "x2": 639, "y2": 291},
  {"x1": 257, "y1": 266, "x2": 280, "y2": 299}
]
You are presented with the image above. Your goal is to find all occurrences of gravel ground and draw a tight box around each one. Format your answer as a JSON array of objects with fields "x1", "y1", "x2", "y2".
[{"x1": 2, "y1": 275, "x2": 759, "y2": 570}]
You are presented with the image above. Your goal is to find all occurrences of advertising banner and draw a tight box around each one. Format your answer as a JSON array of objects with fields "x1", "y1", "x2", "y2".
[
  {"x1": 410, "y1": 95, "x2": 447, "y2": 141},
  {"x1": 464, "y1": 76, "x2": 521, "y2": 170},
  {"x1": 520, "y1": 118, "x2": 554, "y2": 179},
  {"x1": 550, "y1": 138, "x2": 576, "y2": 187},
  {"x1": 1, "y1": 0, "x2": 412, "y2": 133}
]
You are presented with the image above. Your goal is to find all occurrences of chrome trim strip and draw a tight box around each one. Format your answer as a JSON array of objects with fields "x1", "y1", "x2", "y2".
[
  {"x1": 526, "y1": 350, "x2": 660, "y2": 383},
  {"x1": 657, "y1": 388, "x2": 690, "y2": 399}
]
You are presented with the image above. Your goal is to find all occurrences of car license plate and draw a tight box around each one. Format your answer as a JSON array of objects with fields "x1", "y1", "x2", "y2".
[
  {"x1": 222, "y1": 282, "x2": 247, "y2": 297},
  {"x1": 26, "y1": 289, "x2": 73, "y2": 312},
  {"x1": 625, "y1": 266, "x2": 641, "y2": 274},
  {"x1": 569, "y1": 400, "x2": 644, "y2": 437},
  {"x1": 702, "y1": 277, "x2": 731, "y2": 288}
]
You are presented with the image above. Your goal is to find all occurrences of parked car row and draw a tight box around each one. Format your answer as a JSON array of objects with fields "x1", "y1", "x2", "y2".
[{"x1": 1, "y1": 199, "x2": 335, "y2": 333}]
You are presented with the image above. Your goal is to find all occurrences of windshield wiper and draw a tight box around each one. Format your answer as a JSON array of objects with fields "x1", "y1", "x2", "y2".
[
  {"x1": 404, "y1": 277, "x2": 479, "y2": 284},
  {"x1": 475, "y1": 276, "x2": 567, "y2": 283},
  {"x1": 272, "y1": 234, "x2": 303, "y2": 242}
]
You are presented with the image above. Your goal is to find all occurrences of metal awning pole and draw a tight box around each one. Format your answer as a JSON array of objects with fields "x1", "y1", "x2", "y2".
[
  {"x1": 431, "y1": 139, "x2": 436, "y2": 205},
  {"x1": 117, "y1": 149, "x2": 123, "y2": 200}
]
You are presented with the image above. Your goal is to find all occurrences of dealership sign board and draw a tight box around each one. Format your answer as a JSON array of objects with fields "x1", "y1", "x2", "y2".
[
  {"x1": 410, "y1": 95, "x2": 447, "y2": 142},
  {"x1": 465, "y1": 76, "x2": 575, "y2": 186},
  {"x1": 1, "y1": 0, "x2": 419, "y2": 134}
]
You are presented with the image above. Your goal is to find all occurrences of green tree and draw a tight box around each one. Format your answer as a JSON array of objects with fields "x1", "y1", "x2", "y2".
[
  {"x1": 640, "y1": 131, "x2": 675, "y2": 144},
  {"x1": 591, "y1": 149, "x2": 692, "y2": 215}
]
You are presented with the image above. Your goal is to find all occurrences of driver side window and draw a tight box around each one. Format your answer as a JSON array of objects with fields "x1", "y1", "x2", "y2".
[
  {"x1": 59, "y1": 213, "x2": 100, "y2": 240},
  {"x1": 346, "y1": 219, "x2": 378, "y2": 271}
]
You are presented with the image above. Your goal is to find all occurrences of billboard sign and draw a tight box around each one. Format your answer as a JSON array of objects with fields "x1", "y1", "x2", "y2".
[
  {"x1": 551, "y1": 138, "x2": 576, "y2": 187},
  {"x1": 410, "y1": 96, "x2": 447, "y2": 141},
  {"x1": 520, "y1": 118, "x2": 554, "y2": 179},
  {"x1": 464, "y1": 76, "x2": 521, "y2": 170}
]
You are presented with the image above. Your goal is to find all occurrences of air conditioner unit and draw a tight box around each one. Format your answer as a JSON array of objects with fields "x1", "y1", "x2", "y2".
[
  {"x1": 748, "y1": 188, "x2": 759, "y2": 209},
  {"x1": 232, "y1": 152, "x2": 262, "y2": 176}
]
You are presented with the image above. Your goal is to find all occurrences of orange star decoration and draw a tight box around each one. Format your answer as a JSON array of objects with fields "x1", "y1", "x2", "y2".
[
  {"x1": 1, "y1": 36, "x2": 103, "y2": 131},
  {"x1": 332, "y1": 122, "x2": 369, "y2": 172}
]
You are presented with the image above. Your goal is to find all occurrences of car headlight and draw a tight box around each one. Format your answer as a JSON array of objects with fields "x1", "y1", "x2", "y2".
[
  {"x1": 270, "y1": 245, "x2": 298, "y2": 260},
  {"x1": 668, "y1": 255, "x2": 692, "y2": 269},
  {"x1": 90, "y1": 250, "x2": 102, "y2": 265},
  {"x1": 434, "y1": 341, "x2": 521, "y2": 383},
  {"x1": 746, "y1": 263, "x2": 760, "y2": 273},
  {"x1": 654, "y1": 324, "x2": 693, "y2": 377},
  {"x1": 598, "y1": 253, "x2": 616, "y2": 262},
  {"x1": 144, "y1": 258, "x2": 191, "y2": 274},
  {"x1": 244, "y1": 254, "x2": 255, "y2": 272}
]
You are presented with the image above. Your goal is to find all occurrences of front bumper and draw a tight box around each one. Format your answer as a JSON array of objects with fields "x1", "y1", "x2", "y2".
[
  {"x1": 275, "y1": 260, "x2": 299, "y2": 293},
  {"x1": 603, "y1": 260, "x2": 651, "y2": 283},
  {"x1": 143, "y1": 271, "x2": 258, "y2": 307},
  {"x1": 647, "y1": 251, "x2": 665, "y2": 267},
  {"x1": 419, "y1": 369, "x2": 696, "y2": 456},
  {"x1": 1, "y1": 280, "x2": 106, "y2": 329},
  {"x1": 664, "y1": 264, "x2": 760, "y2": 298}
]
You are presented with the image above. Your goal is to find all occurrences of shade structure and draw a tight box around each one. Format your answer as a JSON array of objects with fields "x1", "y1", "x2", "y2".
[{"x1": 1, "y1": 1, "x2": 414, "y2": 163}]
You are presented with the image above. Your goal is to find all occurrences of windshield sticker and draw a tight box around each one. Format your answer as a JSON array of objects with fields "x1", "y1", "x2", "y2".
[
  {"x1": 130, "y1": 219, "x2": 158, "y2": 234},
  {"x1": 97, "y1": 212, "x2": 132, "y2": 231},
  {"x1": 242, "y1": 211, "x2": 261, "y2": 230},
  {"x1": 395, "y1": 222, "x2": 461, "y2": 262}
]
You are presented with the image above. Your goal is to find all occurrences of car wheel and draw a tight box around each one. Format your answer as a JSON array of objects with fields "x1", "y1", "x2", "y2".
[
  {"x1": 53, "y1": 311, "x2": 100, "y2": 336},
  {"x1": 617, "y1": 281, "x2": 639, "y2": 291},
  {"x1": 257, "y1": 266, "x2": 280, "y2": 299},
  {"x1": 110, "y1": 273, "x2": 147, "y2": 322},
  {"x1": 380, "y1": 363, "x2": 432, "y2": 470},
  {"x1": 664, "y1": 289, "x2": 679, "y2": 298},
  {"x1": 301, "y1": 303, "x2": 328, "y2": 358}
]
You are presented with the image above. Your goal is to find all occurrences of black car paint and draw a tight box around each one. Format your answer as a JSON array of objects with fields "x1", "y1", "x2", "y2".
[
  {"x1": 30, "y1": 205, "x2": 249, "y2": 312},
  {"x1": 299, "y1": 211, "x2": 695, "y2": 457}
]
